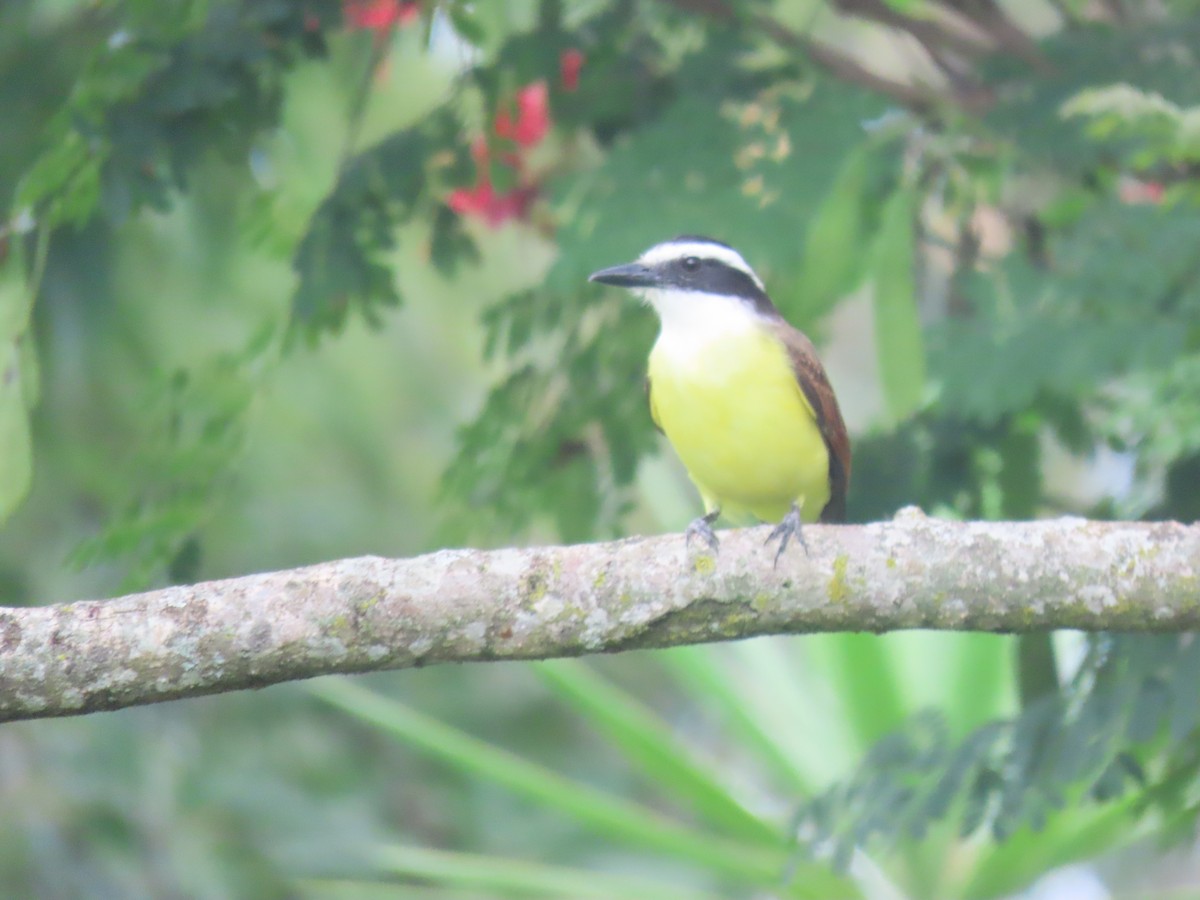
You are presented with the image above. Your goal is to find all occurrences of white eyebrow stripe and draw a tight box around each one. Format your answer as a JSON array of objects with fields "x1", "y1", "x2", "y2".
[{"x1": 637, "y1": 241, "x2": 765, "y2": 291}]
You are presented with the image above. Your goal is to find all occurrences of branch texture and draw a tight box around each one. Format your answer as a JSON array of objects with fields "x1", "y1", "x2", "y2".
[{"x1": 2, "y1": 511, "x2": 1198, "y2": 722}]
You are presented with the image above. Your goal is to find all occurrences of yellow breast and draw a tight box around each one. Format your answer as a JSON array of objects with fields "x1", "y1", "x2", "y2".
[{"x1": 648, "y1": 325, "x2": 830, "y2": 523}]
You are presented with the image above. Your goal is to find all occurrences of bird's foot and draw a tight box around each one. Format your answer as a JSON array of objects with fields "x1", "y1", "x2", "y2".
[
  {"x1": 765, "y1": 503, "x2": 808, "y2": 567},
  {"x1": 685, "y1": 508, "x2": 722, "y2": 554}
]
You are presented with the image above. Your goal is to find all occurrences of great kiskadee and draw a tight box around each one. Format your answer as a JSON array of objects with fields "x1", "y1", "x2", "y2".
[{"x1": 589, "y1": 236, "x2": 850, "y2": 562}]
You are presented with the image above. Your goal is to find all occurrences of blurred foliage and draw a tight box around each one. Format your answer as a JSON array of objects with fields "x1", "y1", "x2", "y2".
[
  {"x1": 4, "y1": 0, "x2": 1200, "y2": 897},
  {"x1": 798, "y1": 634, "x2": 1200, "y2": 876}
]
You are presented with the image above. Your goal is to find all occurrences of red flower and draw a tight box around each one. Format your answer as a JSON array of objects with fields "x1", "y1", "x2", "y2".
[
  {"x1": 448, "y1": 139, "x2": 538, "y2": 227},
  {"x1": 1119, "y1": 177, "x2": 1165, "y2": 205},
  {"x1": 448, "y1": 81, "x2": 556, "y2": 227},
  {"x1": 343, "y1": 0, "x2": 419, "y2": 32},
  {"x1": 447, "y1": 182, "x2": 538, "y2": 228},
  {"x1": 560, "y1": 49, "x2": 584, "y2": 92},
  {"x1": 493, "y1": 82, "x2": 550, "y2": 148}
]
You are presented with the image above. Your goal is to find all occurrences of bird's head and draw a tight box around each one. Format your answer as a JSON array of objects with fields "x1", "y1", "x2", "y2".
[{"x1": 588, "y1": 236, "x2": 775, "y2": 321}]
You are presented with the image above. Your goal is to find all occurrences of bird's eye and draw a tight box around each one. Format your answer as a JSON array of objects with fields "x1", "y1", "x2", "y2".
[{"x1": 682, "y1": 257, "x2": 701, "y2": 271}]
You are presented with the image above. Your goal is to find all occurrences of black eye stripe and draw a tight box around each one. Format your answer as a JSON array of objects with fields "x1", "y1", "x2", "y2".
[{"x1": 652, "y1": 255, "x2": 775, "y2": 316}]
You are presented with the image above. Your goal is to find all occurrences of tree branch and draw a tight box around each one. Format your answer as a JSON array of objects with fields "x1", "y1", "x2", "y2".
[
  {"x1": 2, "y1": 512, "x2": 1198, "y2": 723},
  {"x1": 754, "y1": 19, "x2": 946, "y2": 112},
  {"x1": 656, "y1": 0, "x2": 945, "y2": 112}
]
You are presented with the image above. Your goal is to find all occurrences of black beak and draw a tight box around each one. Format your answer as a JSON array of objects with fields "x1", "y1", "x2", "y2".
[{"x1": 588, "y1": 262, "x2": 658, "y2": 289}]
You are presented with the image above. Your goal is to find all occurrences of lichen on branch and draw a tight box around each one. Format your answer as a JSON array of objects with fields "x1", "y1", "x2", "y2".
[{"x1": 2, "y1": 510, "x2": 1198, "y2": 723}]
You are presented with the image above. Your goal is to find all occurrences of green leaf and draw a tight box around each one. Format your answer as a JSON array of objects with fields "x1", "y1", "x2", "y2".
[
  {"x1": 18, "y1": 1, "x2": 338, "y2": 231},
  {"x1": 983, "y1": 19, "x2": 1200, "y2": 170},
  {"x1": 535, "y1": 660, "x2": 782, "y2": 845},
  {"x1": 448, "y1": 3, "x2": 490, "y2": 47},
  {"x1": 889, "y1": 632, "x2": 1016, "y2": 739},
  {"x1": 308, "y1": 678, "x2": 855, "y2": 898},
  {"x1": 934, "y1": 200, "x2": 1199, "y2": 424},
  {"x1": 869, "y1": 185, "x2": 926, "y2": 421},
  {"x1": 1016, "y1": 633, "x2": 1059, "y2": 712},
  {"x1": 1168, "y1": 636, "x2": 1200, "y2": 745},
  {"x1": 789, "y1": 634, "x2": 1195, "y2": 889},
  {"x1": 817, "y1": 634, "x2": 914, "y2": 750},
  {"x1": 0, "y1": 340, "x2": 32, "y2": 524},
  {"x1": 1060, "y1": 84, "x2": 1187, "y2": 155},
  {"x1": 362, "y1": 844, "x2": 715, "y2": 900},
  {"x1": 0, "y1": 238, "x2": 34, "y2": 344},
  {"x1": 0, "y1": 240, "x2": 36, "y2": 524},
  {"x1": 67, "y1": 326, "x2": 278, "y2": 589},
  {"x1": 290, "y1": 110, "x2": 468, "y2": 338},
  {"x1": 429, "y1": 203, "x2": 480, "y2": 277},
  {"x1": 659, "y1": 644, "x2": 825, "y2": 795},
  {"x1": 960, "y1": 797, "x2": 1147, "y2": 899},
  {"x1": 788, "y1": 143, "x2": 886, "y2": 323}
]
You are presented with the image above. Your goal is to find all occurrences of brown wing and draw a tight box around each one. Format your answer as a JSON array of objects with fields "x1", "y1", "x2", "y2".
[{"x1": 773, "y1": 321, "x2": 851, "y2": 523}]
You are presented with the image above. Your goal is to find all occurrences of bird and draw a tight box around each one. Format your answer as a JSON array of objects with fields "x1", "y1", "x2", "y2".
[{"x1": 589, "y1": 235, "x2": 850, "y2": 564}]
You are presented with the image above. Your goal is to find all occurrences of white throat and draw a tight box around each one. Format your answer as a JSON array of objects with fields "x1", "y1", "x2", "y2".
[{"x1": 641, "y1": 288, "x2": 768, "y2": 362}]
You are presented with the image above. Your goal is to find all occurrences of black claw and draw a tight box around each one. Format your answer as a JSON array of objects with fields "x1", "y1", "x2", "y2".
[
  {"x1": 765, "y1": 503, "x2": 808, "y2": 567},
  {"x1": 685, "y1": 509, "x2": 722, "y2": 554}
]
